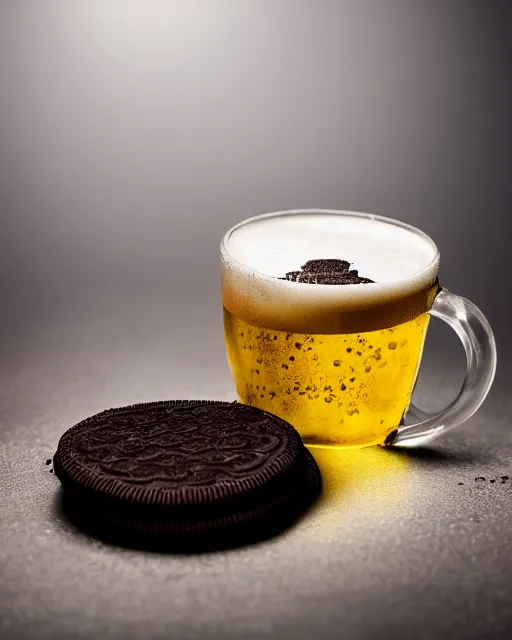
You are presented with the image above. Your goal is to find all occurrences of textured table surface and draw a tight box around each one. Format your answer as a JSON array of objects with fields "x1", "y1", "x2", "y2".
[{"x1": 1, "y1": 293, "x2": 511, "y2": 640}]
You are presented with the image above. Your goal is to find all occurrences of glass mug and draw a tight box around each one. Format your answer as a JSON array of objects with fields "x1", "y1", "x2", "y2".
[{"x1": 221, "y1": 210, "x2": 496, "y2": 448}]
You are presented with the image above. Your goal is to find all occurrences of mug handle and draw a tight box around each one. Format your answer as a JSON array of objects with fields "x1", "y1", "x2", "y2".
[{"x1": 385, "y1": 288, "x2": 497, "y2": 448}]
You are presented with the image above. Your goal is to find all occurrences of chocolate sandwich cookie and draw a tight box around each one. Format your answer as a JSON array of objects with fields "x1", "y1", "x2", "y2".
[
  {"x1": 280, "y1": 258, "x2": 375, "y2": 285},
  {"x1": 53, "y1": 400, "x2": 321, "y2": 550}
]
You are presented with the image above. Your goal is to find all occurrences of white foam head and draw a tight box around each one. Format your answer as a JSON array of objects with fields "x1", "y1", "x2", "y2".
[{"x1": 221, "y1": 210, "x2": 440, "y2": 333}]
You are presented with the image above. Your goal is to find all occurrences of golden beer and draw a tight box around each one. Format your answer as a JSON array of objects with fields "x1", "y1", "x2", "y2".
[
  {"x1": 224, "y1": 309, "x2": 430, "y2": 447},
  {"x1": 221, "y1": 210, "x2": 441, "y2": 448}
]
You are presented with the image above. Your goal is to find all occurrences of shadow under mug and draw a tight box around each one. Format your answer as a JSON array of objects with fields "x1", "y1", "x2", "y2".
[{"x1": 221, "y1": 209, "x2": 496, "y2": 448}]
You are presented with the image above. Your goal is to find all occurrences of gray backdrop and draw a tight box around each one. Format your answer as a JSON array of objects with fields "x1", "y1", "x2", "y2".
[
  {"x1": 1, "y1": 2, "x2": 511, "y2": 640},
  {"x1": 1, "y1": 1, "x2": 510, "y2": 356}
]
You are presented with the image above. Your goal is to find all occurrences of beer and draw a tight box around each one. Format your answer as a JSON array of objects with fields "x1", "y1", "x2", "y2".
[
  {"x1": 221, "y1": 211, "x2": 440, "y2": 448},
  {"x1": 224, "y1": 309, "x2": 430, "y2": 447}
]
